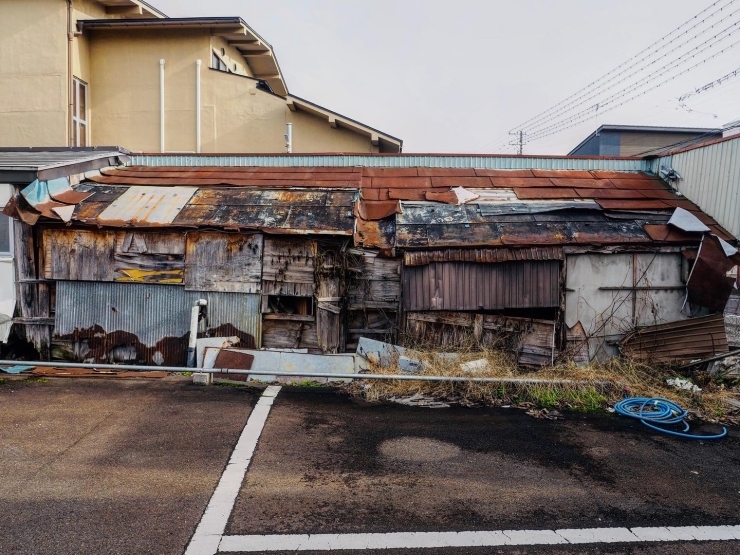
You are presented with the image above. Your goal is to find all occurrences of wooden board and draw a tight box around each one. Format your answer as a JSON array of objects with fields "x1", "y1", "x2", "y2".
[
  {"x1": 43, "y1": 228, "x2": 116, "y2": 281},
  {"x1": 113, "y1": 231, "x2": 186, "y2": 284},
  {"x1": 262, "y1": 237, "x2": 316, "y2": 296},
  {"x1": 184, "y1": 231, "x2": 263, "y2": 293}
]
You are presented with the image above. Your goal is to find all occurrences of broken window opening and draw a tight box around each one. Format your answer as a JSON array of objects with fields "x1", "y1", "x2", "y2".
[{"x1": 266, "y1": 295, "x2": 313, "y2": 316}]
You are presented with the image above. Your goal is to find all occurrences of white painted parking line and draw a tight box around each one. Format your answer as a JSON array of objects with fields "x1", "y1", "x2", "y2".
[
  {"x1": 217, "y1": 524, "x2": 740, "y2": 552},
  {"x1": 185, "y1": 386, "x2": 281, "y2": 555}
]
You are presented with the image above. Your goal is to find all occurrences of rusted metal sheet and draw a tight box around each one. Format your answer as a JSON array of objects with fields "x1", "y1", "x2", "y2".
[
  {"x1": 397, "y1": 219, "x2": 653, "y2": 248},
  {"x1": 97, "y1": 186, "x2": 198, "y2": 226},
  {"x1": 620, "y1": 314, "x2": 729, "y2": 362},
  {"x1": 184, "y1": 231, "x2": 263, "y2": 294},
  {"x1": 403, "y1": 261, "x2": 560, "y2": 311},
  {"x1": 355, "y1": 217, "x2": 395, "y2": 250},
  {"x1": 404, "y1": 247, "x2": 563, "y2": 266},
  {"x1": 686, "y1": 234, "x2": 737, "y2": 312},
  {"x1": 54, "y1": 281, "x2": 261, "y2": 366},
  {"x1": 356, "y1": 200, "x2": 400, "y2": 221}
]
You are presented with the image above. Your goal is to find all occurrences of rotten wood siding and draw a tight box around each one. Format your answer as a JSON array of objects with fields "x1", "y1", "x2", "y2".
[
  {"x1": 15, "y1": 222, "x2": 50, "y2": 358},
  {"x1": 316, "y1": 249, "x2": 343, "y2": 353},
  {"x1": 113, "y1": 231, "x2": 185, "y2": 284},
  {"x1": 261, "y1": 238, "x2": 316, "y2": 297},
  {"x1": 405, "y1": 312, "x2": 555, "y2": 366},
  {"x1": 43, "y1": 228, "x2": 116, "y2": 281},
  {"x1": 403, "y1": 261, "x2": 560, "y2": 311},
  {"x1": 346, "y1": 250, "x2": 401, "y2": 349},
  {"x1": 42, "y1": 228, "x2": 186, "y2": 284},
  {"x1": 184, "y1": 231, "x2": 263, "y2": 293},
  {"x1": 261, "y1": 318, "x2": 319, "y2": 352}
]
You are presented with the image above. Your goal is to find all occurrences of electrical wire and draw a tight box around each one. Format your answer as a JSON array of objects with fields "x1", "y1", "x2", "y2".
[
  {"x1": 525, "y1": 37, "x2": 740, "y2": 142},
  {"x1": 511, "y1": 0, "x2": 738, "y2": 133}
]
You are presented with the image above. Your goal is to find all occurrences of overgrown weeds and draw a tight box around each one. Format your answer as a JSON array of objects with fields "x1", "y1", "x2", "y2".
[{"x1": 343, "y1": 346, "x2": 738, "y2": 420}]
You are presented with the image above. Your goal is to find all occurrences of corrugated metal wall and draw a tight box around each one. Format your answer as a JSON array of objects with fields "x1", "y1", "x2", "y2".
[
  {"x1": 55, "y1": 281, "x2": 261, "y2": 365},
  {"x1": 131, "y1": 154, "x2": 648, "y2": 171},
  {"x1": 403, "y1": 261, "x2": 560, "y2": 311},
  {"x1": 651, "y1": 136, "x2": 740, "y2": 239}
]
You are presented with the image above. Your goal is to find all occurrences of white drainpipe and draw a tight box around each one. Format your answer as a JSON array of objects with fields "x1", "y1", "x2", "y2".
[
  {"x1": 160, "y1": 59, "x2": 165, "y2": 153},
  {"x1": 187, "y1": 299, "x2": 207, "y2": 367},
  {"x1": 196, "y1": 59, "x2": 201, "y2": 153},
  {"x1": 285, "y1": 122, "x2": 293, "y2": 153}
]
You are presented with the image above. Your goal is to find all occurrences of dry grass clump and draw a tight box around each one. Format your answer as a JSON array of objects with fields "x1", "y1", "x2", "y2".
[{"x1": 343, "y1": 346, "x2": 738, "y2": 420}]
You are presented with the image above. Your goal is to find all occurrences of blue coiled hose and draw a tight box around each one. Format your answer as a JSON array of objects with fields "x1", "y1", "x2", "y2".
[{"x1": 614, "y1": 397, "x2": 727, "y2": 439}]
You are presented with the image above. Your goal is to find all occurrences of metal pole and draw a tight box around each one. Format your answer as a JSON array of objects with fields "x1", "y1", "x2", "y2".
[
  {"x1": 160, "y1": 59, "x2": 166, "y2": 153},
  {"x1": 0, "y1": 359, "x2": 610, "y2": 387}
]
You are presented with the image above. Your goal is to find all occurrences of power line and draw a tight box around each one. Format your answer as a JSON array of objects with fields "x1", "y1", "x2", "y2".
[
  {"x1": 525, "y1": 19, "x2": 740, "y2": 138},
  {"x1": 525, "y1": 36, "x2": 740, "y2": 141},
  {"x1": 678, "y1": 63, "x2": 740, "y2": 100},
  {"x1": 518, "y1": 2, "x2": 740, "y2": 134},
  {"x1": 509, "y1": 0, "x2": 737, "y2": 133}
]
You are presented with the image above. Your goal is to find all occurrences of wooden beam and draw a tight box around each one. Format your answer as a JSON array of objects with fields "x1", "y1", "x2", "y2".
[
  {"x1": 328, "y1": 116, "x2": 338, "y2": 129},
  {"x1": 286, "y1": 100, "x2": 297, "y2": 112},
  {"x1": 371, "y1": 132, "x2": 380, "y2": 146}
]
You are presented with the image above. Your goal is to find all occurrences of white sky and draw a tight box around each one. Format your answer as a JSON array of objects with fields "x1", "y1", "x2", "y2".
[{"x1": 151, "y1": 0, "x2": 740, "y2": 154}]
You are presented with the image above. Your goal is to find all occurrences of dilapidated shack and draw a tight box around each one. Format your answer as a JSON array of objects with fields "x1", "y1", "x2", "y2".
[{"x1": 3, "y1": 158, "x2": 738, "y2": 366}]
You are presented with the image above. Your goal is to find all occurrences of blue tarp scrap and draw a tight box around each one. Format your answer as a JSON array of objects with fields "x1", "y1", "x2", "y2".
[{"x1": 0, "y1": 365, "x2": 35, "y2": 374}]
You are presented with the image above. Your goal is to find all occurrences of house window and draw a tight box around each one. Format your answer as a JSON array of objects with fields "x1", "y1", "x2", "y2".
[
  {"x1": 211, "y1": 51, "x2": 228, "y2": 72},
  {"x1": 0, "y1": 185, "x2": 12, "y2": 255},
  {"x1": 72, "y1": 78, "x2": 88, "y2": 147}
]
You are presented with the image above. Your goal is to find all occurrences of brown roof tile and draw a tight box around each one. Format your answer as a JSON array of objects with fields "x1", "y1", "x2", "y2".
[
  {"x1": 417, "y1": 168, "x2": 478, "y2": 177},
  {"x1": 388, "y1": 188, "x2": 428, "y2": 201},
  {"x1": 531, "y1": 169, "x2": 594, "y2": 179},
  {"x1": 369, "y1": 177, "x2": 432, "y2": 189},
  {"x1": 430, "y1": 176, "x2": 493, "y2": 188},
  {"x1": 513, "y1": 188, "x2": 578, "y2": 199},
  {"x1": 549, "y1": 178, "x2": 615, "y2": 189},
  {"x1": 575, "y1": 189, "x2": 647, "y2": 199},
  {"x1": 489, "y1": 177, "x2": 553, "y2": 188}
]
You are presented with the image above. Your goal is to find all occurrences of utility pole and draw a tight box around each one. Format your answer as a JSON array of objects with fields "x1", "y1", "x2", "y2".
[{"x1": 508, "y1": 130, "x2": 525, "y2": 155}]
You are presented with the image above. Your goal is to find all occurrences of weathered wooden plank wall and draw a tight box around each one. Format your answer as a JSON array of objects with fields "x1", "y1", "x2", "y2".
[
  {"x1": 43, "y1": 229, "x2": 116, "y2": 281},
  {"x1": 346, "y1": 250, "x2": 401, "y2": 350},
  {"x1": 262, "y1": 238, "x2": 316, "y2": 296},
  {"x1": 113, "y1": 231, "x2": 185, "y2": 284},
  {"x1": 184, "y1": 231, "x2": 262, "y2": 293}
]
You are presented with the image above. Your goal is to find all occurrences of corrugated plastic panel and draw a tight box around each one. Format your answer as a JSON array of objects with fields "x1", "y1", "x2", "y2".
[
  {"x1": 54, "y1": 281, "x2": 261, "y2": 365},
  {"x1": 652, "y1": 136, "x2": 740, "y2": 239},
  {"x1": 131, "y1": 154, "x2": 648, "y2": 171}
]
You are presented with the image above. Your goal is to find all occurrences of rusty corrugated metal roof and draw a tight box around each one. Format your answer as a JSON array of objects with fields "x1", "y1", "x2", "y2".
[
  {"x1": 619, "y1": 313, "x2": 729, "y2": 362},
  {"x1": 404, "y1": 247, "x2": 564, "y2": 266}
]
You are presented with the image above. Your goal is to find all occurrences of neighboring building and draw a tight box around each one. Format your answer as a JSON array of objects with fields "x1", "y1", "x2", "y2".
[
  {"x1": 0, "y1": 0, "x2": 401, "y2": 153},
  {"x1": 0, "y1": 147, "x2": 130, "y2": 354},
  {"x1": 569, "y1": 125, "x2": 722, "y2": 157},
  {"x1": 4, "y1": 153, "x2": 738, "y2": 365}
]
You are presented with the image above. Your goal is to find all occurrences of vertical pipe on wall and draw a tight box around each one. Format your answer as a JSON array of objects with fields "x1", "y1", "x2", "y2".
[
  {"x1": 159, "y1": 59, "x2": 165, "y2": 153},
  {"x1": 196, "y1": 59, "x2": 201, "y2": 153},
  {"x1": 285, "y1": 122, "x2": 293, "y2": 153}
]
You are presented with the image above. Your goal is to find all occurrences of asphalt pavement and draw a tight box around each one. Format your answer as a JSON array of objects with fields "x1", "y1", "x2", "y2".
[{"x1": 1, "y1": 378, "x2": 739, "y2": 554}]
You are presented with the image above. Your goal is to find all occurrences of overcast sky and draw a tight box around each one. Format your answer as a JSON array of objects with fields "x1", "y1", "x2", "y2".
[{"x1": 152, "y1": 0, "x2": 740, "y2": 154}]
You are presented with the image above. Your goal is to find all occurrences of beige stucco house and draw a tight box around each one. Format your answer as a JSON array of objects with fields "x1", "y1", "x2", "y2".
[{"x1": 0, "y1": 0, "x2": 402, "y2": 153}]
